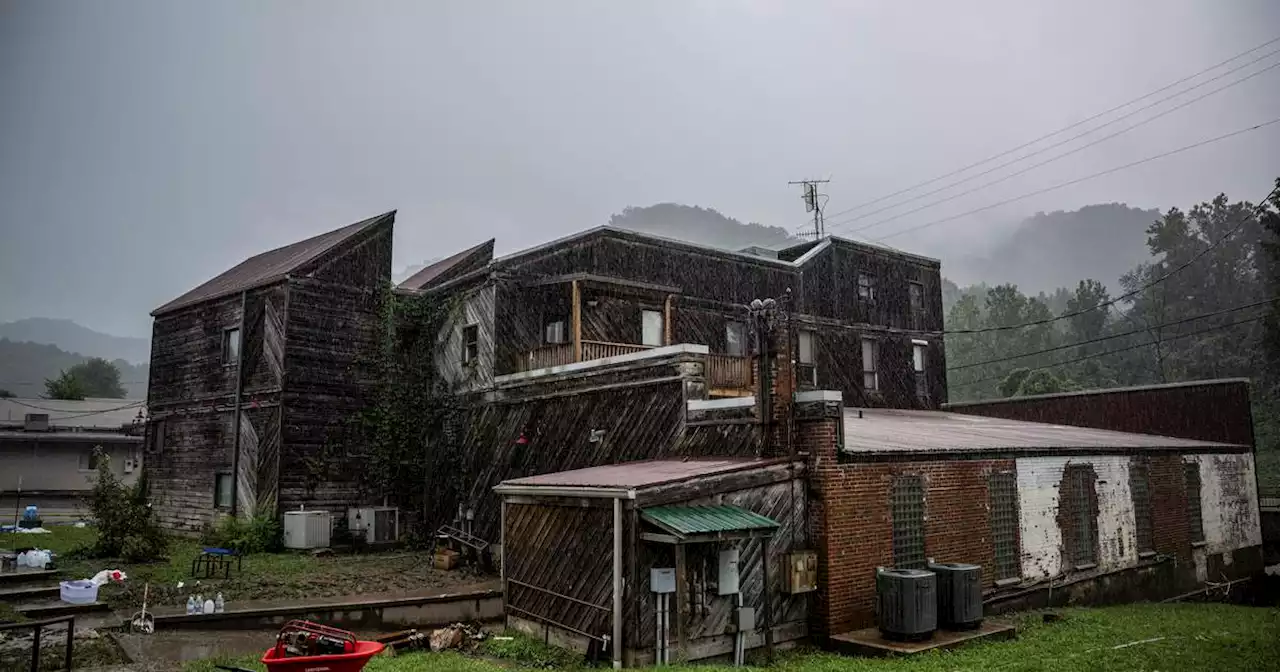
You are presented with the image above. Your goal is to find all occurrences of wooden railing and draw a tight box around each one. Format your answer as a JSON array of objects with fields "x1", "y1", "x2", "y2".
[
  {"x1": 707, "y1": 354, "x2": 753, "y2": 390},
  {"x1": 581, "y1": 340, "x2": 651, "y2": 361},
  {"x1": 525, "y1": 344, "x2": 574, "y2": 370}
]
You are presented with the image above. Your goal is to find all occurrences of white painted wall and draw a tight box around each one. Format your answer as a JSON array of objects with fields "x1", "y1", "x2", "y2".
[
  {"x1": 1184, "y1": 453, "x2": 1262, "y2": 581},
  {"x1": 1016, "y1": 456, "x2": 1137, "y2": 580}
]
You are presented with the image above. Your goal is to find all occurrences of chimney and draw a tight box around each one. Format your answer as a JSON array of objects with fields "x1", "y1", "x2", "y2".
[{"x1": 758, "y1": 321, "x2": 795, "y2": 458}]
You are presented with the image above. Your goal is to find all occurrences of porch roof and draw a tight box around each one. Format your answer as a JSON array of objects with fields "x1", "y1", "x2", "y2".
[{"x1": 641, "y1": 505, "x2": 779, "y2": 538}]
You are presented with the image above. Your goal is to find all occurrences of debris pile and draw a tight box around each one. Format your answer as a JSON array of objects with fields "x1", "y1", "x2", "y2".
[{"x1": 376, "y1": 622, "x2": 489, "y2": 655}]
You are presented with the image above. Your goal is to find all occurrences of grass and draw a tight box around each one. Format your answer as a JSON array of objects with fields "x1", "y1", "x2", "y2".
[
  {"x1": 179, "y1": 603, "x2": 1280, "y2": 671},
  {"x1": 4, "y1": 525, "x2": 488, "y2": 612}
]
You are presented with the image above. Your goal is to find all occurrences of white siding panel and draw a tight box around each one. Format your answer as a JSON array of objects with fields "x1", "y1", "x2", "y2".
[
  {"x1": 1016, "y1": 456, "x2": 1136, "y2": 580},
  {"x1": 1185, "y1": 454, "x2": 1262, "y2": 554}
]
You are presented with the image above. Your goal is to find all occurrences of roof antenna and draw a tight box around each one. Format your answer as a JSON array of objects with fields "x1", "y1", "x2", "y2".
[{"x1": 789, "y1": 179, "x2": 830, "y2": 239}]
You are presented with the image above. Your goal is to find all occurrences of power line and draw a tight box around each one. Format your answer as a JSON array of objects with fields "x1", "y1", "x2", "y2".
[
  {"x1": 937, "y1": 179, "x2": 1280, "y2": 335},
  {"x1": 835, "y1": 58, "x2": 1280, "y2": 235},
  {"x1": 3, "y1": 398, "x2": 145, "y2": 415},
  {"x1": 809, "y1": 34, "x2": 1280, "y2": 226},
  {"x1": 949, "y1": 314, "x2": 1266, "y2": 388},
  {"x1": 948, "y1": 297, "x2": 1277, "y2": 372}
]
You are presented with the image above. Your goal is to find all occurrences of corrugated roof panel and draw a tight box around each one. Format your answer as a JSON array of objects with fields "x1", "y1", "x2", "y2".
[{"x1": 642, "y1": 505, "x2": 779, "y2": 536}]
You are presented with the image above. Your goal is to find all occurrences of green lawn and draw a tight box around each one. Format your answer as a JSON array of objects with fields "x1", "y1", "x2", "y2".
[
  {"x1": 181, "y1": 603, "x2": 1280, "y2": 672},
  {"x1": 3, "y1": 525, "x2": 488, "y2": 612}
]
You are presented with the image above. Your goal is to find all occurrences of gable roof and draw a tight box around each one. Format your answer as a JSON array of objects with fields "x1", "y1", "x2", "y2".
[
  {"x1": 152, "y1": 211, "x2": 395, "y2": 316},
  {"x1": 398, "y1": 238, "x2": 495, "y2": 290}
]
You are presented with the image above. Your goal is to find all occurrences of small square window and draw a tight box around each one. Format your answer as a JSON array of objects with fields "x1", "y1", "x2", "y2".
[
  {"x1": 641, "y1": 310, "x2": 664, "y2": 347},
  {"x1": 725, "y1": 321, "x2": 747, "y2": 357},
  {"x1": 861, "y1": 338, "x2": 879, "y2": 391},
  {"x1": 462, "y1": 324, "x2": 479, "y2": 365},
  {"x1": 544, "y1": 320, "x2": 567, "y2": 345},
  {"x1": 79, "y1": 449, "x2": 104, "y2": 471},
  {"x1": 223, "y1": 327, "x2": 241, "y2": 364},
  {"x1": 214, "y1": 473, "x2": 234, "y2": 509},
  {"x1": 858, "y1": 273, "x2": 876, "y2": 302}
]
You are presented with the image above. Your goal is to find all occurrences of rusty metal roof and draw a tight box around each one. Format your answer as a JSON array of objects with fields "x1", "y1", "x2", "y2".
[
  {"x1": 498, "y1": 458, "x2": 778, "y2": 490},
  {"x1": 641, "y1": 505, "x2": 779, "y2": 537},
  {"x1": 152, "y1": 211, "x2": 394, "y2": 316},
  {"x1": 398, "y1": 238, "x2": 495, "y2": 290}
]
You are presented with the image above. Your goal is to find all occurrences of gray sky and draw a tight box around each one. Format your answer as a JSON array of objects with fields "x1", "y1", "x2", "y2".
[{"x1": 2, "y1": 0, "x2": 1278, "y2": 337}]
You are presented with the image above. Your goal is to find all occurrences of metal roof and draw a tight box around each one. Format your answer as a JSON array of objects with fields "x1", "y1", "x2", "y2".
[
  {"x1": 398, "y1": 238, "x2": 495, "y2": 290},
  {"x1": 0, "y1": 398, "x2": 145, "y2": 431},
  {"x1": 642, "y1": 505, "x2": 779, "y2": 537},
  {"x1": 497, "y1": 458, "x2": 776, "y2": 491},
  {"x1": 842, "y1": 408, "x2": 1247, "y2": 456},
  {"x1": 0, "y1": 430, "x2": 141, "y2": 444},
  {"x1": 152, "y1": 211, "x2": 394, "y2": 315}
]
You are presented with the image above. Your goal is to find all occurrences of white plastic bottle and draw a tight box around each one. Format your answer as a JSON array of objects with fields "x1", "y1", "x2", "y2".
[
  {"x1": 186, "y1": 595, "x2": 196, "y2": 615},
  {"x1": 215, "y1": 593, "x2": 225, "y2": 613},
  {"x1": 203, "y1": 598, "x2": 215, "y2": 615}
]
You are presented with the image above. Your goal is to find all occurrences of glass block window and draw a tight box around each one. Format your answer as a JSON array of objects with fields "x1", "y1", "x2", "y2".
[
  {"x1": 988, "y1": 471, "x2": 1020, "y2": 580},
  {"x1": 1129, "y1": 457, "x2": 1154, "y2": 554},
  {"x1": 1185, "y1": 462, "x2": 1205, "y2": 544},
  {"x1": 1063, "y1": 465, "x2": 1098, "y2": 567},
  {"x1": 891, "y1": 474, "x2": 926, "y2": 570}
]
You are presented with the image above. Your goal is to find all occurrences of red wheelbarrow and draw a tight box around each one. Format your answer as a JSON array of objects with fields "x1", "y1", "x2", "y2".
[{"x1": 216, "y1": 620, "x2": 384, "y2": 672}]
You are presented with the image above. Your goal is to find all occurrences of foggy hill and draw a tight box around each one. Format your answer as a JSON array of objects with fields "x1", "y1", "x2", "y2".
[
  {"x1": 609, "y1": 203, "x2": 801, "y2": 251},
  {"x1": 0, "y1": 318, "x2": 151, "y2": 365},
  {"x1": 947, "y1": 203, "x2": 1159, "y2": 295},
  {"x1": 0, "y1": 338, "x2": 148, "y2": 399}
]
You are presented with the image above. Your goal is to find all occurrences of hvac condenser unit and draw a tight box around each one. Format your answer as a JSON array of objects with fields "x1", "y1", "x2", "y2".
[
  {"x1": 929, "y1": 561, "x2": 984, "y2": 630},
  {"x1": 876, "y1": 568, "x2": 937, "y2": 641},
  {"x1": 282, "y1": 510, "x2": 332, "y2": 550},
  {"x1": 348, "y1": 507, "x2": 401, "y2": 544}
]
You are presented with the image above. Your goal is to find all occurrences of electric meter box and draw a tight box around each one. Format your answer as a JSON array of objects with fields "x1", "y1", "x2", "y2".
[{"x1": 650, "y1": 567, "x2": 676, "y2": 594}]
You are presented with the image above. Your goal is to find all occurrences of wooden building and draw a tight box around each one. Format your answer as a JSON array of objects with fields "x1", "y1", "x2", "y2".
[{"x1": 145, "y1": 212, "x2": 393, "y2": 533}]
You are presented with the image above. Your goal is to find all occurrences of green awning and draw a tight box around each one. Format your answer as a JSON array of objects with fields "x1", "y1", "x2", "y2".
[{"x1": 641, "y1": 505, "x2": 780, "y2": 541}]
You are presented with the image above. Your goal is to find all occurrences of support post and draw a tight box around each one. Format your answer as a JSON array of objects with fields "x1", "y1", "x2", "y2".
[
  {"x1": 230, "y1": 290, "x2": 247, "y2": 518},
  {"x1": 612, "y1": 497, "x2": 623, "y2": 669},
  {"x1": 663, "y1": 294, "x2": 674, "y2": 345},
  {"x1": 572, "y1": 280, "x2": 583, "y2": 362},
  {"x1": 501, "y1": 498, "x2": 508, "y2": 629},
  {"x1": 762, "y1": 536, "x2": 774, "y2": 660},
  {"x1": 674, "y1": 544, "x2": 687, "y2": 662}
]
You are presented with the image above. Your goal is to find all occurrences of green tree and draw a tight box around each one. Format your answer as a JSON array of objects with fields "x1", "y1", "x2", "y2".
[
  {"x1": 65, "y1": 358, "x2": 126, "y2": 398},
  {"x1": 999, "y1": 368, "x2": 1032, "y2": 397},
  {"x1": 1015, "y1": 369, "x2": 1073, "y2": 396},
  {"x1": 0, "y1": 388, "x2": 13, "y2": 398},
  {"x1": 44, "y1": 370, "x2": 86, "y2": 400}
]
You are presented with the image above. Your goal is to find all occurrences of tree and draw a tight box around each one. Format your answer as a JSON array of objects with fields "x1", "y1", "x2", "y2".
[
  {"x1": 0, "y1": 388, "x2": 13, "y2": 398},
  {"x1": 65, "y1": 358, "x2": 126, "y2": 398},
  {"x1": 1015, "y1": 369, "x2": 1073, "y2": 396},
  {"x1": 999, "y1": 368, "x2": 1031, "y2": 398},
  {"x1": 45, "y1": 370, "x2": 86, "y2": 400}
]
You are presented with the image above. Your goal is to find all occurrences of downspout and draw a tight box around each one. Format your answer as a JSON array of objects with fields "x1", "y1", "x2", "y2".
[
  {"x1": 230, "y1": 290, "x2": 247, "y2": 518},
  {"x1": 613, "y1": 497, "x2": 624, "y2": 669}
]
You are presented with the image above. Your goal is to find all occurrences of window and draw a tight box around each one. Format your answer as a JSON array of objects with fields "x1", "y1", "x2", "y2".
[
  {"x1": 462, "y1": 324, "x2": 479, "y2": 365},
  {"x1": 641, "y1": 310, "x2": 664, "y2": 347},
  {"x1": 989, "y1": 472, "x2": 1020, "y2": 580},
  {"x1": 544, "y1": 320, "x2": 567, "y2": 345},
  {"x1": 861, "y1": 338, "x2": 879, "y2": 391},
  {"x1": 725, "y1": 321, "x2": 747, "y2": 357},
  {"x1": 857, "y1": 273, "x2": 876, "y2": 301},
  {"x1": 913, "y1": 341, "x2": 928, "y2": 402},
  {"x1": 147, "y1": 420, "x2": 165, "y2": 455},
  {"x1": 79, "y1": 449, "x2": 104, "y2": 471},
  {"x1": 797, "y1": 330, "x2": 815, "y2": 364},
  {"x1": 1129, "y1": 457, "x2": 1154, "y2": 555},
  {"x1": 222, "y1": 327, "x2": 241, "y2": 364},
  {"x1": 891, "y1": 474, "x2": 926, "y2": 569},
  {"x1": 909, "y1": 282, "x2": 924, "y2": 314},
  {"x1": 1062, "y1": 465, "x2": 1099, "y2": 567},
  {"x1": 214, "y1": 473, "x2": 234, "y2": 509},
  {"x1": 1185, "y1": 462, "x2": 1204, "y2": 544}
]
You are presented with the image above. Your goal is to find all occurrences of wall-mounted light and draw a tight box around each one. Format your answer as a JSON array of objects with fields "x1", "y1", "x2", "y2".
[{"x1": 589, "y1": 429, "x2": 605, "y2": 443}]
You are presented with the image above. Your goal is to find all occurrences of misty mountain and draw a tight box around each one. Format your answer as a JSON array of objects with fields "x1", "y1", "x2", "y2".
[
  {"x1": 0, "y1": 339, "x2": 148, "y2": 399},
  {"x1": 609, "y1": 203, "x2": 801, "y2": 251},
  {"x1": 0, "y1": 318, "x2": 151, "y2": 365},
  {"x1": 946, "y1": 204, "x2": 1159, "y2": 295}
]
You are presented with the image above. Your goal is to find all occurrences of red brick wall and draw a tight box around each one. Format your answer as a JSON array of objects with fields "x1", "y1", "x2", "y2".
[{"x1": 799, "y1": 411, "x2": 1015, "y2": 635}]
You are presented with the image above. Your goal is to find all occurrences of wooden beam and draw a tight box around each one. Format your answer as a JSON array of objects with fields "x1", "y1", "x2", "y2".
[
  {"x1": 663, "y1": 294, "x2": 673, "y2": 346},
  {"x1": 571, "y1": 279, "x2": 582, "y2": 362},
  {"x1": 526, "y1": 272, "x2": 681, "y2": 295},
  {"x1": 674, "y1": 544, "x2": 687, "y2": 662},
  {"x1": 641, "y1": 532, "x2": 682, "y2": 544}
]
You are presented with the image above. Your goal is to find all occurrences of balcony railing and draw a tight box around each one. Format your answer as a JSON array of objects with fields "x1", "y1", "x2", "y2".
[
  {"x1": 582, "y1": 340, "x2": 651, "y2": 360},
  {"x1": 707, "y1": 353, "x2": 753, "y2": 390},
  {"x1": 522, "y1": 341, "x2": 753, "y2": 392},
  {"x1": 525, "y1": 344, "x2": 575, "y2": 370}
]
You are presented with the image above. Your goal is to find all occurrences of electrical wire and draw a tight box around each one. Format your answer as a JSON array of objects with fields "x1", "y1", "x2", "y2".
[
  {"x1": 808, "y1": 34, "x2": 1280, "y2": 227},
  {"x1": 947, "y1": 297, "x2": 1277, "y2": 372},
  {"x1": 937, "y1": 180, "x2": 1280, "y2": 335},
  {"x1": 835, "y1": 59, "x2": 1280, "y2": 235},
  {"x1": 2, "y1": 398, "x2": 145, "y2": 416},
  {"x1": 948, "y1": 314, "x2": 1266, "y2": 388}
]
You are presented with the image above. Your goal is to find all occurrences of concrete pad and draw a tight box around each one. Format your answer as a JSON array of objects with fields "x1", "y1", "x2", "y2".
[{"x1": 830, "y1": 620, "x2": 1016, "y2": 657}]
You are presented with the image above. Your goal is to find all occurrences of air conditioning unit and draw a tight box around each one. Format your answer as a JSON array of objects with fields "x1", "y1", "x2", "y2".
[
  {"x1": 876, "y1": 567, "x2": 937, "y2": 641},
  {"x1": 929, "y1": 561, "x2": 984, "y2": 630},
  {"x1": 282, "y1": 510, "x2": 332, "y2": 549},
  {"x1": 348, "y1": 507, "x2": 400, "y2": 544},
  {"x1": 24, "y1": 414, "x2": 49, "y2": 432}
]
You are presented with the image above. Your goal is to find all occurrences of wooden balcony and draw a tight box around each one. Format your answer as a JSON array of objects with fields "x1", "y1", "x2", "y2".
[
  {"x1": 707, "y1": 353, "x2": 753, "y2": 392},
  {"x1": 582, "y1": 340, "x2": 651, "y2": 361},
  {"x1": 522, "y1": 341, "x2": 753, "y2": 393}
]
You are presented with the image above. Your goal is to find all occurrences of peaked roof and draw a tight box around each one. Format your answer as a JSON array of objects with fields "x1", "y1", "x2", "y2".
[
  {"x1": 152, "y1": 211, "x2": 395, "y2": 316},
  {"x1": 398, "y1": 238, "x2": 495, "y2": 290}
]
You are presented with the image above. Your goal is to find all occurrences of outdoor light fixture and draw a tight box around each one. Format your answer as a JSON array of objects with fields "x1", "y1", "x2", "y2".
[{"x1": 515, "y1": 432, "x2": 529, "y2": 445}]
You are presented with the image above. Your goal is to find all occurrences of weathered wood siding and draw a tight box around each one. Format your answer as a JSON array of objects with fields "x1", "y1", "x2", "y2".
[
  {"x1": 436, "y1": 283, "x2": 496, "y2": 392},
  {"x1": 279, "y1": 219, "x2": 392, "y2": 513},
  {"x1": 806, "y1": 325, "x2": 946, "y2": 409}
]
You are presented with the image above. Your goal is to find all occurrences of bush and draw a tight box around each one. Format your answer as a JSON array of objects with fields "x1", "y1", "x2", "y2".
[
  {"x1": 80, "y1": 450, "x2": 168, "y2": 562},
  {"x1": 202, "y1": 514, "x2": 282, "y2": 554}
]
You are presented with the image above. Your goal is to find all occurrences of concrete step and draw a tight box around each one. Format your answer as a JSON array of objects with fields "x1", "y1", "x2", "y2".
[
  {"x1": 0, "y1": 569, "x2": 61, "y2": 586},
  {"x1": 0, "y1": 585, "x2": 60, "y2": 602},
  {"x1": 17, "y1": 600, "x2": 111, "y2": 619}
]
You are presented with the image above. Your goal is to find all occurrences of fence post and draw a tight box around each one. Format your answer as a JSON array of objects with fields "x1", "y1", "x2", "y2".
[
  {"x1": 65, "y1": 616, "x2": 76, "y2": 670},
  {"x1": 30, "y1": 623, "x2": 41, "y2": 672}
]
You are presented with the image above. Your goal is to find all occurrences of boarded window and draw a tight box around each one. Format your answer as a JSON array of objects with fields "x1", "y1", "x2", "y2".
[
  {"x1": 544, "y1": 320, "x2": 567, "y2": 344},
  {"x1": 214, "y1": 473, "x2": 234, "y2": 509},
  {"x1": 462, "y1": 324, "x2": 479, "y2": 365},
  {"x1": 222, "y1": 327, "x2": 241, "y2": 364},
  {"x1": 1061, "y1": 465, "x2": 1098, "y2": 567},
  {"x1": 641, "y1": 310, "x2": 664, "y2": 347},
  {"x1": 989, "y1": 471, "x2": 1020, "y2": 580},
  {"x1": 891, "y1": 474, "x2": 926, "y2": 569},
  {"x1": 725, "y1": 321, "x2": 747, "y2": 356},
  {"x1": 858, "y1": 273, "x2": 876, "y2": 301},
  {"x1": 861, "y1": 338, "x2": 879, "y2": 391},
  {"x1": 1185, "y1": 462, "x2": 1204, "y2": 544},
  {"x1": 1129, "y1": 457, "x2": 1154, "y2": 554},
  {"x1": 909, "y1": 282, "x2": 924, "y2": 314}
]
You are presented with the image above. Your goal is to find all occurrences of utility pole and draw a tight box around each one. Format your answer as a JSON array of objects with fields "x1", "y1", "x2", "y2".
[{"x1": 788, "y1": 179, "x2": 830, "y2": 238}]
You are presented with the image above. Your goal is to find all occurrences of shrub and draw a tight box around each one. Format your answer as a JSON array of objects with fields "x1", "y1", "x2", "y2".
[
  {"x1": 202, "y1": 514, "x2": 282, "y2": 554},
  {"x1": 80, "y1": 450, "x2": 168, "y2": 562}
]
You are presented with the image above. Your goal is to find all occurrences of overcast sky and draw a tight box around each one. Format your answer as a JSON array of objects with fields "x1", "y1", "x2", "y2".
[{"x1": 2, "y1": 0, "x2": 1278, "y2": 337}]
